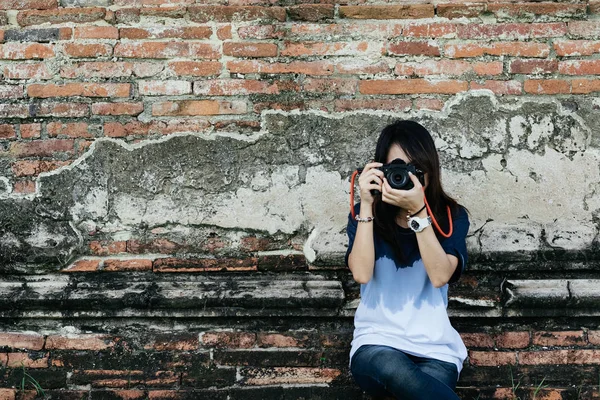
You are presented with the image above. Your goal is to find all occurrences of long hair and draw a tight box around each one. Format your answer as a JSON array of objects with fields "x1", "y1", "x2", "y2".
[{"x1": 371, "y1": 120, "x2": 462, "y2": 264}]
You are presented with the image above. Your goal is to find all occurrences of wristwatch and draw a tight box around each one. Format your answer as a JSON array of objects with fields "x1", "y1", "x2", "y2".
[{"x1": 408, "y1": 215, "x2": 432, "y2": 233}]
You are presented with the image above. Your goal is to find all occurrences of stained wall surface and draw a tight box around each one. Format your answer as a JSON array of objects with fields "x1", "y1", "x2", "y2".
[{"x1": 0, "y1": 1, "x2": 599, "y2": 399}]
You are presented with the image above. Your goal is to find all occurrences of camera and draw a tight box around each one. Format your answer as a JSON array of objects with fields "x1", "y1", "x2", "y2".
[{"x1": 370, "y1": 158, "x2": 424, "y2": 196}]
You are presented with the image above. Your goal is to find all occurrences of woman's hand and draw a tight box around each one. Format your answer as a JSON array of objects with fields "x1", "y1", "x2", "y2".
[
  {"x1": 382, "y1": 172, "x2": 425, "y2": 213},
  {"x1": 358, "y1": 162, "x2": 384, "y2": 205}
]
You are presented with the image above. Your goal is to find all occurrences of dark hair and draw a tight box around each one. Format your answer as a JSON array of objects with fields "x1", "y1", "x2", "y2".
[{"x1": 371, "y1": 120, "x2": 465, "y2": 264}]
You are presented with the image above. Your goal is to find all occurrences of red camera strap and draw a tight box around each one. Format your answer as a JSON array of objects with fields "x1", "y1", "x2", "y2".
[{"x1": 349, "y1": 170, "x2": 453, "y2": 238}]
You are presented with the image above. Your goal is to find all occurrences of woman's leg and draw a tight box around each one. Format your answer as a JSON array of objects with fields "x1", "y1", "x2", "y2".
[
  {"x1": 409, "y1": 354, "x2": 459, "y2": 390},
  {"x1": 350, "y1": 344, "x2": 461, "y2": 400}
]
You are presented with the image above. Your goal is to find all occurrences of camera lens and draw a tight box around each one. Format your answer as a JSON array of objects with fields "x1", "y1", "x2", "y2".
[{"x1": 390, "y1": 172, "x2": 408, "y2": 188}]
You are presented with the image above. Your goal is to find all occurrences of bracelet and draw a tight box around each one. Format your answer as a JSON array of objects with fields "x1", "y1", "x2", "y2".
[
  {"x1": 355, "y1": 215, "x2": 374, "y2": 223},
  {"x1": 409, "y1": 204, "x2": 427, "y2": 218}
]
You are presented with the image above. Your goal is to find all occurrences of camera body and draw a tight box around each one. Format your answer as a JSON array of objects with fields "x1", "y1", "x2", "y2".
[{"x1": 370, "y1": 158, "x2": 425, "y2": 196}]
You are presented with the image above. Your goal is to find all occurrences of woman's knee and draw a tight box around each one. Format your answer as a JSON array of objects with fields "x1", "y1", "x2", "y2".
[{"x1": 354, "y1": 345, "x2": 419, "y2": 384}]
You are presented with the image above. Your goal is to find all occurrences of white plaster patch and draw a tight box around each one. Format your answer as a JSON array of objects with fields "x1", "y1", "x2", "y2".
[
  {"x1": 24, "y1": 224, "x2": 66, "y2": 249},
  {"x1": 70, "y1": 187, "x2": 109, "y2": 223}
]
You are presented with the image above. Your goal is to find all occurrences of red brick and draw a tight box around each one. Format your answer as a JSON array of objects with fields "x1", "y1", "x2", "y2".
[
  {"x1": 217, "y1": 25, "x2": 232, "y2": 40},
  {"x1": 415, "y1": 98, "x2": 445, "y2": 111},
  {"x1": 47, "y1": 122, "x2": 93, "y2": 138},
  {"x1": 20, "y1": 124, "x2": 41, "y2": 139},
  {"x1": 470, "y1": 80, "x2": 523, "y2": 95},
  {"x1": 5, "y1": 352, "x2": 48, "y2": 368},
  {"x1": 103, "y1": 120, "x2": 210, "y2": 138},
  {"x1": 568, "y1": 349, "x2": 600, "y2": 364},
  {"x1": 488, "y1": 3, "x2": 586, "y2": 20},
  {"x1": 403, "y1": 23, "x2": 458, "y2": 38},
  {"x1": 152, "y1": 100, "x2": 246, "y2": 116},
  {"x1": 114, "y1": 42, "x2": 219, "y2": 59},
  {"x1": 89, "y1": 241, "x2": 127, "y2": 256},
  {"x1": 339, "y1": 5, "x2": 434, "y2": 20},
  {"x1": 457, "y1": 23, "x2": 566, "y2": 40},
  {"x1": 554, "y1": 40, "x2": 600, "y2": 56},
  {"x1": 17, "y1": 7, "x2": 106, "y2": 27},
  {"x1": 223, "y1": 42, "x2": 277, "y2": 58},
  {"x1": 0, "y1": 104, "x2": 28, "y2": 118},
  {"x1": 10, "y1": 139, "x2": 74, "y2": 158},
  {"x1": 588, "y1": 330, "x2": 600, "y2": 345},
  {"x1": 257, "y1": 333, "x2": 310, "y2": 348},
  {"x1": 388, "y1": 41, "x2": 440, "y2": 56},
  {"x1": 468, "y1": 351, "x2": 517, "y2": 366},
  {"x1": 445, "y1": 42, "x2": 550, "y2": 58},
  {"x1": 74, "y1": 26, "x2": 118, "y2": 39},
  {"x1": 61, "y1": 259, "x2": 101, "y2": 273},
  {"x1": 303, "y1": 78, "x2": 357, "y2": 94},
  {"x1": 436, "y1": 4, "x2": 486, "y2": 19},
  {"x1": 153, "y1": 257, "x2": 257, "y2": 272},
  {"x1": 27, "y1": 83, "x2": 131, "y2": 98},
  {"x1": 33, "y1": 102, "x2": 89, "y2": 117},
  {"x1": 282, "y1": 41, "x2": 383, "y2": 57},
  {"x1": 63, "y1": 43, "x2": 112, "y2": 58},
  {"x1": 60, "y1": 62, "x2": 134, "y2": 79},
  {"x1": 0, "y1": 85, "x2": 23, "y2": 99},
  {"x1": 4, "y1": 63, "x2": 51, "y2": 79},
  {"x1": 524, "y1": 79, "x2": 571, "y2": 94},
  {"x1": 193, "y1": 79, "x2": 286, "y2": 96},
  {"x1": 13, "y1": 180, "x2": 35, "y2": 193},
  {"x1": 143, "y1": 334, "x2": 199, "y2": 351},
  {"x1": 92, "y1": 102, "x2": 144, "y2": 116},
  {"x1": 396, "y1": 60, "x2": 502, "y2": 76},
  {"x1": 169, "y1": 61, "x2": 222, "y2": 76},
  {"x1": 591, "y1": 1, "x2": 600, "y2": 14},
  {"x1": 493, "y1": 331, "x2": 530, "y2": 349},
  {"x1": 0, "y1": 0, "x2": 56, "y2": 10},
  {"x1": 12, "y1": 160, "x2": 70, "y2": 177},
  {"x1": 0, "y1": 125, "x2": 15, "y2": 139},
  {"x1": 568, "y1": 21, "x2": 600, "y2": 38},
  {"x1": 46, "y1": 334, "x2": 114, "y2": 350},
  {"x1": 334, "y1": 99, "x2": 411, "y2": 112},
  {"x1": 139, "y1": 5, "x2": 186, "y2": 18},
  {"x1": 460, "y1": 332, "x2": 495, "y2": 348},
  {"x1": 138, "y1": 80, "x2": 191, "y2": 96},
  {"x1": 201, "y1": 332, "x2": 256, "y2": 348},
  {"x1": 359, "y1": 79, "x2": 468, "y2": 95},
  {"x1": 103, "y1": 259, "x2": 153, "y2": 272},
  {"x1": 242, "y1": 367, "x2": 342, "y2": 385},
  {"x1": 559, "y1": 60, "x2": 600, "y2": 75},
  {"x1": 188, "y1": 5, "x2": 286, "y2": 22},
  {"x1": 518, "y1": 350, "x2": 569, "y2": 365},
  {"x1": 532, "y1": 331, "x2": 586, "y2": 347},
  {"x1": 227, "y1": 60, "x2": 334, "y2": 75},
  {"x1": 119, "y1": 26, "x2": 211, "y2": 40},
  {"x1": 571, "y1": 79, "x2": 600, "y2": 94},
  {"x1": 288, "y1": 4, "x2": 334, "y2": 22},
  {"x1": 0, "y1": 43, "x2": 54, "y2": 59},
  {"x1": 0, "y1": 333, "x2": 44, "y2": 350},
  {"x1": 509, "y1": 59, "x2": 558, "y2": 74}
]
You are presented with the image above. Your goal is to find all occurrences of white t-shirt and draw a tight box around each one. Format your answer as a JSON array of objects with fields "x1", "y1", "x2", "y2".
[{"x1": 346, "y1": 202, "x2": 470, "y2": 377}]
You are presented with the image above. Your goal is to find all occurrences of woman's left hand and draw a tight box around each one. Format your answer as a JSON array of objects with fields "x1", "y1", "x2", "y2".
[{"x1": 381, "y1": 172, "x2": 425, "y2": 212}]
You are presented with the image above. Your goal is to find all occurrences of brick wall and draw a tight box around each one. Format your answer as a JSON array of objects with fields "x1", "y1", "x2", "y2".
[{"x1": 1, "y1": 0, "x2": 600, "y2": 399}]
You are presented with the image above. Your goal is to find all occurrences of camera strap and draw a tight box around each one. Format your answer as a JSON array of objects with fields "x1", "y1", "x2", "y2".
[{"x1": 350, "y1": 169, "x2": 453, "y2": 238}]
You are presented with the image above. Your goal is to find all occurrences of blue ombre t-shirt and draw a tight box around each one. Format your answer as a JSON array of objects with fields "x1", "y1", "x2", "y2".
[{"x1": 345, "y1": 202, "x2": 470, "y2": 377}]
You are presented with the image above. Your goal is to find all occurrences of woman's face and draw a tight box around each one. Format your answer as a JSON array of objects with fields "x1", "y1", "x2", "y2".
[{"x1": 386, "y1": 143, "x2": 429, "y2": 188}]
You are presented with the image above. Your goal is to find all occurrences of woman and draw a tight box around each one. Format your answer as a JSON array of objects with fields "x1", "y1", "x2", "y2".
[{"x1": 346, "y1": 120, "x2": 469, "y2": 400}]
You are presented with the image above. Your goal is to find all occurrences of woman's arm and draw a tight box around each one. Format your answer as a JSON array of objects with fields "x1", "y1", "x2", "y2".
[{"x1": 348, "y1": 202, "x2": 376, "y2": 284}]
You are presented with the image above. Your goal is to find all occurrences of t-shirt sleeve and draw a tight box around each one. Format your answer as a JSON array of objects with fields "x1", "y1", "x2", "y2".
[
  {"x1": 440, "y1": 206, "x2": 470, "y2": 284},
  {"x1": 344, "y1": 203, "x2": 361, "y2": 269}
]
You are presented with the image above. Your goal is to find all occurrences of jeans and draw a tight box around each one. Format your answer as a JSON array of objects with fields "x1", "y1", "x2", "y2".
[{"x1": 350, "y1": 344, "x2": 461, "y2": 400}]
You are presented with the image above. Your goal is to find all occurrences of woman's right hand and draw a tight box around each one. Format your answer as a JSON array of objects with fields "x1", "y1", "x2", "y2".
[{"x1": 358, "y1": 162, "x2": 384, "y2": 205}]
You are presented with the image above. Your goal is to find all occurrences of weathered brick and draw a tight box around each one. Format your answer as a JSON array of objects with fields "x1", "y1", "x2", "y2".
[
  {"x1": 217, "y1": 25, "x2": 232, "y2": 40},
  {"x1": 388, "y1": 41, "x2": 440, "y2": 56},
  {"x1": 0, "y1": 85, "x2": 24, "y2": 99},
  {"x1": 0, "y1": 0, "x2": 56, "y2": 10},
  {"x1": 339, "y1": 5, "x2": 434, "y2": 20},
  {"x1": 470, "y1": 80, "x2": 523, "y2": 95},
  {"x1": 223, "y1": 42, "x2": 278, "y2": 58},
  {"x1": 336, "y1": 61, "x2": 389, "y2": 75},
  {"x1": 74, "y1": 26, "x2": 118, "y2": 39},
  {"x1": 61, "y1": 259, "x2": 101, "y2": 272},
  {"x1": 60, "y1": 62, "x2": 134, "y2": 78},
  {"x1": 493, "y1": 331, "x2": 530, "y2": 349},
  {"x1": 102, "y1": 259, "x2": 153, "y2": 271},
  {"x1": 188, "y1": 5, "x2": 286, "y2": 23},
  {"x1": 0, "y1": 43, "x2": 54, "y2": 59},
  {"x1": 20, "y1": 123, "x2": 42, "y2": 139},
  {"x1": 302, "y1": 78, "x2": 357, "y2": 94},
  {"x1": 487, "y1": 3, "x2": 586, "y2": 20},
  {"x1": 115, "y1": 7, "x2": 139, "y2": 24},
  {"x1": 227, "y1": 60, "x2": 334, "y2": 75},
  {"x1": 114, "y1": 42, "x2": 219, "y2": 59},
  {"x1": 459, "y1": 332, "x2": 495, "y2": 348},
  {"x1": 17, "y1": 7, "x2": 106, "y2": 26},
  {"x1": 571, "y1": 78, "x2": 600, "y2": 93},
  {"x1": 403, "y1": 23, "x2": 458, "y2": 38},
  {"x1": 0, "y1": 104, "x2": 29, "y2": 118},
  {"x1": 10, "y1": 139, "x2": 74, "y2": 157},
  {"x1": 396, "y1": 60, "x2": 502, "y2": 76},
  {"x1": 282, "y1": 41, "x2": 383, "y2": 57},
  {"x1": 143, "y1": 333, "x2": 199, "y2": 351},
  {"x1": 119, "y1": 26, "x2": 211, "y2": 40},
  {"x1": 0, "y1": 332, "x2": 44, "y2": 350},
  {"x1": 32, "y1": 102, "x2": 89, "y2": 117},
  {"x1": 457, "y1": 23, "x2": 566, "y2": 40},
  {"x1": 532, "y1": 331, "x2": 586, "y2": 347},
  {"x1": 468, "y1": 351, "x2": 517, "y2": 366},
  {"x1": 558, "y1": 60, "x2": 600, "y2": 75},
  {"x1": 138, "y1": 80, "x2": 192, "y2": 96},
  {"x1": 201, "y1": 332, "x2": 256, "y2": 349},
  {"x1": 4, "y1": 63, "x2": 52, "y2": 79},
  {"x1": 13, "y1": 180, "x2": 36, "y2": 193},
  {"x1": 12, "y1": 160, "x2": 70, "y2": 177},
  {"x1": 524, "y1": 79, "x2": 571, "y2": 94},
  {"x1": 47, "y1": 122, "x2": 93, "y2": 138},
  {"x1": 103, "y1": 120, "x2": 210, "y2": 138},
  {"x1": 436, "y1": 4, "x2": 486, "y2": 19},
  {"x1": 153, "y1": 257, "x2": 257, "y2": 272},
  {"x1": 554, "y1": 40, "x2": 600, "y2": 56},
  {"x1": 27, "y1": 83, "x2": 131, "y2": 98},
  {"x1": 509, "y1": 59, "x2": 558, "y2": 74},
  {"x1": 89, "y1": 241, "x2": 127, "y2": 256},
  {"x1": 193, "y1": 79, "x2": 286, "y2": 96},
  {"x1": 287, "y1": 4, "x2": 334, "y2": 22},
  {"x1": 568, "y1": 21, "x2": 600, "y2": 38},
  {"x1": 4, "y1": 28, "x2": 62, "y2": 42},
  {"x1": 0, "y1": 125, "x2": 16, "y2": 139},
  {"x1": 414, "y1": 98, "x2": 445, "y2": 111},
  {"x1": 241, "y1": 367, "x2": 342, "y2": 385},
  {"x1": 518, "y1": 350, "x2": 569, "y2": 365},
  {"x1": 152, "y1": 100, "x2": 246, "y2": 116},
  {"x1": 92, "y1": 102, "x2": 144, "y2": 116},
  {"x1": 63, "y1": 43, "x2": 112, "y2": 58},
  {"x1": 359, "y1": 79, "x2": 468, "y2": 95},
  {"x1": 139, "y1": 5, "x2": 186, "y2": 18},
  {"x1": 445, "y1": 42, "x2": 550, "y2": 58},
  {"x1": 168, "y1": 61, "x2": 222, "y2": 77},
  {"x1": 256, "y1": 333, "x2": 311, "y2": 348},
  {"x1": 5, "y1": 352, "x2": 49, "y2": 368}
]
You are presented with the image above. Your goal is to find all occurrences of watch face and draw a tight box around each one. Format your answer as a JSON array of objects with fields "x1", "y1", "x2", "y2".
[{"x1": 410, "y1": 219, "x2": 420, "y2": 231}]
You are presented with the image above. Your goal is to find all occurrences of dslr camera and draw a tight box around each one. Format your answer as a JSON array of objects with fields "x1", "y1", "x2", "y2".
[{"x1": 370, "y1": 158, "x2": 425, "y2": 196}]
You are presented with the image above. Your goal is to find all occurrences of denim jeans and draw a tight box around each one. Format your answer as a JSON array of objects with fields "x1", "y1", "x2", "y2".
[{"x1": 350, "y1": 344, "x2": 461, "y2": 400}]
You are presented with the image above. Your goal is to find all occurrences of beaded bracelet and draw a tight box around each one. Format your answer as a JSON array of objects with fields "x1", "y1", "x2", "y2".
[{"x1": 355, "y1": 215, "x2": 374, "y2": 223}]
